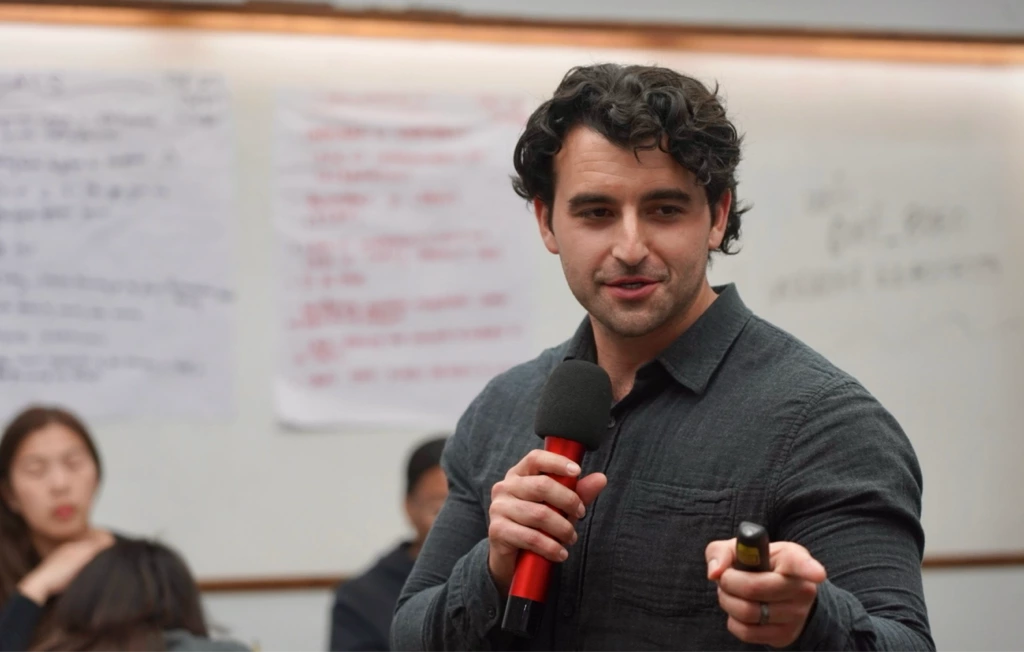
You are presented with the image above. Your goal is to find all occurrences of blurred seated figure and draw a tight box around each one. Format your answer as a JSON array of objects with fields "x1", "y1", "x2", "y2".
[
  {"x1": 33, "y1": 537, "x2": 249, "y2": 651},
  {"x1": 329, "y1": 436, "x2": 449, "y2": 651},
  {"x1": 0, "y1": 405, "x2": 117, "y2": 651}
]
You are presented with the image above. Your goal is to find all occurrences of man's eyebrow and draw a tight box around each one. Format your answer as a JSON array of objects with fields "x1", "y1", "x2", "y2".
[
  {"x1": 640, "y1": 188, "x2": 694, "y2": 204},
  {"x1": 566, "y1": 192, "x2": 616, "y2": 209}
]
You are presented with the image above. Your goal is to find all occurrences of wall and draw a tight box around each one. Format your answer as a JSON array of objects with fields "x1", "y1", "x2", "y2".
[{"x1": 328, "y1": 0, "x2": 1024, "y2": 37}]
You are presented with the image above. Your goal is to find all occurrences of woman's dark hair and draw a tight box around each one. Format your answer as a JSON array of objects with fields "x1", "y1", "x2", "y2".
[
  {"x1": 33, "y1": 538, "x2": 208, "y2": 651},
  {"x1": 512, "y1": 63, "x2": 749, "y2": 255},
  {"x1": 0, "y1": 406, "x2": 103, "y2": 604}
]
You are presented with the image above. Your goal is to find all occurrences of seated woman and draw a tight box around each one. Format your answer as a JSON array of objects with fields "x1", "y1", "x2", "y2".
[
  {"x1": 33, "y1": 537, "x2": 249, "y2": 651},
  {"x1": 0, "y1": 405, "x2": 116, "y2": 651}
]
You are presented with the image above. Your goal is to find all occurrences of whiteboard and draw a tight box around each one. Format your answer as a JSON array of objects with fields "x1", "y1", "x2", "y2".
[
  {"x1": 0, "y1": 70, "x2": 236, "y2": 420},
  {"x1": 0, "y1": 20, "x2": 1020, "y2": 578},
  {"x1": 272, "y1": 90, "x2": 536, "y2": 429}
]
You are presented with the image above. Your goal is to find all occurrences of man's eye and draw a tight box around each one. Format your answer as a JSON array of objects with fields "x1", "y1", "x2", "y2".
[{"x1": 652, "y1": 205, "x2": 684, "y2": 217}]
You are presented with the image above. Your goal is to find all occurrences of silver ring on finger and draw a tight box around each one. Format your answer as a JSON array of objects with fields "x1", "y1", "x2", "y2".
[{"x1": 758, "y1": 602, "x2": 770, "y2": 626}]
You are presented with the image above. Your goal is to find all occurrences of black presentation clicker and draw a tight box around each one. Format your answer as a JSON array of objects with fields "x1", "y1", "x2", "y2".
[{"x1": 734, "y1": 521, "x2": 771, "y2": 572}]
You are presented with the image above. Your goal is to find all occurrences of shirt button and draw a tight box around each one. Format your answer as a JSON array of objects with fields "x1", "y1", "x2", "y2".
[
  {"x1": 561, "y1": 603, "x2": 575, "y2": 619},
  {"x1": 487, "y1": 607, "x2": 496, "y2": 620},
  {"x1": 607, "y1": 416, "x2": 616, "y2": 429}
]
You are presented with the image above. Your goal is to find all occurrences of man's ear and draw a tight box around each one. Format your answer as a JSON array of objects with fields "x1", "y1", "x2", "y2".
[
  {"x1": 534, "y1": 198, "x2": 559, "y2": 254},
  {"x1": 708, "y1": 189, "x2": 732, "y2": 251}
]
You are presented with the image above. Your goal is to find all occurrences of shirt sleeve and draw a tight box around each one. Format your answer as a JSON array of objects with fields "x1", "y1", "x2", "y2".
[
  {"x1": 774, "y1": 377, "x2": 934, "y2": 651},
  {"x1": 0, "y1": 590, "x2": 44, "y2": 652},
  {"x1": 390, "y1": 391, "x2": 515, "y2": 651}
]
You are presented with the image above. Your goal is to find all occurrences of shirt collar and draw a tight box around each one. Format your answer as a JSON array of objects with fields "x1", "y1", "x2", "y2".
[{"x1": 563, "y1": 284, "x2": 752, "y2": 395}]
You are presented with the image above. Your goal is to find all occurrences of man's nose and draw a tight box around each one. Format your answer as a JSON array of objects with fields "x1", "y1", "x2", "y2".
[{"x1": 610, "y1": 210, "x2": 650, "y2": 267}]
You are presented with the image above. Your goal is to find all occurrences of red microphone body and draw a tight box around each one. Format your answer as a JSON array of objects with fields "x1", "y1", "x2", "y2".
[{"x1": 501, "y1": 360, "x2": 611, "y2": 638}]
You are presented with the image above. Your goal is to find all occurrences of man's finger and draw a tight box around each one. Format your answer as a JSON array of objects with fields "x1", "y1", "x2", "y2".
[
  {"x1": 705, "y1": 538, "x2": 736, "y2": 580},
  {"x1": 509, "y1": 449, "x2": 582, "y2": 479},
  {"x1": 495, "y1": 495, "x2": 577, "y2": 545},
  {"x1": 506, "y1": 474, "x2": 586, "y2": 519},
  {"x1": 575, "y1": 473, "x2": 607, "y2": 510},
  {"x1": 489, "y1": 518, "x2": 568, "y2": 563},
  {"x1": 770, "y1": 542, "x2": 827, "y2": 582},
  {"x1": 718, "y1": 568, "x2": 816, "y2": 603},
  {"x1": 717, "y1": 587, "x2": 807, "y2": 626}
]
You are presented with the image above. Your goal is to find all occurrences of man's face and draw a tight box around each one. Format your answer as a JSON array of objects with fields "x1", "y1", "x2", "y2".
[{"x1": 535, "y1": 126, "x2": 729, "y2": 342}]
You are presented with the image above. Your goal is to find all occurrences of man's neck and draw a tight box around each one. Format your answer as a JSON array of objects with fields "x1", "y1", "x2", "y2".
[{"x1": 593, "y1": 282, "x2": 719, "y2": 401}]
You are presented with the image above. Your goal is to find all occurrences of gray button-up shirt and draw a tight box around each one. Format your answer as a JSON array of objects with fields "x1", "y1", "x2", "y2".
[{"x1": 392, "y1": 285, "x2": 933, "y2": 650}]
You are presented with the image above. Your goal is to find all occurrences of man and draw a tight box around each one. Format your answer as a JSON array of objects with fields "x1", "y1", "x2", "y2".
[
  {"x1": 391, "y1": 64, "x2": 933, "y2": 650},
  {"x1": 329, "y1": 436, "x2": 448, "y2": 651}
]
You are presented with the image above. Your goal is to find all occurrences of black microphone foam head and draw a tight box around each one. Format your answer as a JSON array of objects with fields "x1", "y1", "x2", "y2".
[{"x1": 533, "y1": 360, "x2": 612, "y2": 451}]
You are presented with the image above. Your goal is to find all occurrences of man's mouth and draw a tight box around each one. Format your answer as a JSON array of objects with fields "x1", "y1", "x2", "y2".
[
  {"x1": 608, "y1": 277, "x2": 657, "y2": 288},
  {"x1": 604, "y1": 277, "x2": 660, "y2": 300}
]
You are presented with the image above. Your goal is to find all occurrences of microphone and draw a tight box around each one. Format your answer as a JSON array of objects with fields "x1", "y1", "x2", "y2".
[{"x1": 501, "y1": 359, "x2": 612, "y2": 638}]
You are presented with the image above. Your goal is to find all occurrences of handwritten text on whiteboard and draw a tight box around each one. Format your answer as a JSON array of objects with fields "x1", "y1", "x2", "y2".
[
  {"x1": 274, "y1": 92, "x2": 534, "y2": 429},
  {"x1": 0, "y1": 72, "x2": 235, "y2": 419}
]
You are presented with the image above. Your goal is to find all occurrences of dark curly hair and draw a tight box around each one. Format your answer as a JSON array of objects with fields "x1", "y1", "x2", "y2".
[{"x1": 512, "y1": 63, "x2": 748, "y2": 255}]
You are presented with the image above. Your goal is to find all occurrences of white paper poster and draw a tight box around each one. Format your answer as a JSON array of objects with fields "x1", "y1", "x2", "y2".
[
  {"x1": 0, "y1": 72, "x2": 235, "y2": 419},
  {"x1": 274, "y1": 92, "x2": 534, "y2": 429}
]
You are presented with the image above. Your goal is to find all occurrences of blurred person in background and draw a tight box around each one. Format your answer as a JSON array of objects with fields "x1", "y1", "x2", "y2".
[
  {"x1": 32, "y1": 537, "x2": 249, "y2": 651},
  {"x1": 329, "y1": 436, "x2": 449, "y2": 651},
  {"x1": 0, "y1": 405, "x2": 117, "y2": 651}
]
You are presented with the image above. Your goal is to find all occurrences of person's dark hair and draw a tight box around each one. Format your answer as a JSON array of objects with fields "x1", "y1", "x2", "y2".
[
  {"x1": 32, "y1": 538, "x2": 208, "y2": 651},
  {"x1": 0, "y1": 406, "x2": 103, "y2": 604},
  {"x1": 405, "y1": 436, "x2": 448, "y2": 497},
  {"x1": 512, "y1": 63, "x2": 749, "y2": 255}
]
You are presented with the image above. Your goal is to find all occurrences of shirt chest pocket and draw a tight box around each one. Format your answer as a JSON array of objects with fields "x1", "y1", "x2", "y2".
[{"x1": 612, "y1": 481, "x2": 736, "y2": 616}]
